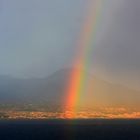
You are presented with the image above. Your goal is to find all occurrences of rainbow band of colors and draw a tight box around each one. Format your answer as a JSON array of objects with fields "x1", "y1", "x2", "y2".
[{"x1": 65, "y1": 0, "x2": 103, "y2": 117}]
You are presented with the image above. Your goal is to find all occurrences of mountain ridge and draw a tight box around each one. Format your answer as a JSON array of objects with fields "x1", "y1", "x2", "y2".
[{"x1": 0, "y1": 68, "x2": 139, "y2": 111}]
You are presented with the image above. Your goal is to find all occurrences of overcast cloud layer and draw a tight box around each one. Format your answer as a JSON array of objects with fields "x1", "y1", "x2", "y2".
[
  {"x1": 0, "y1": 0, "x2": 140, "y2": 90},
  {"x1": 0, "y1": 0, "x2": 87, "y2": 77},
  {"x1": 93, "y1": 0, "x2": 140, "y2": 90}
]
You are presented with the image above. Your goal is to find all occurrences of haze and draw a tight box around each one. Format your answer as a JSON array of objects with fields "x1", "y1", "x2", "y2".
[{"x1": 0, "y1": 0, "x2": 139, "y2": 90}]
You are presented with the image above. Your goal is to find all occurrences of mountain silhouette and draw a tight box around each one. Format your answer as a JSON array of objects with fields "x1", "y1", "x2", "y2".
[{"x1": 0, "y1": 68, "x2": 140, "y2": 111}]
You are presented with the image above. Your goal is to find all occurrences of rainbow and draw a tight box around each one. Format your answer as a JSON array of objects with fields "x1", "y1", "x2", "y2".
[{"x1": 65, "y1": 0, "x2": 103, "y2": 117}]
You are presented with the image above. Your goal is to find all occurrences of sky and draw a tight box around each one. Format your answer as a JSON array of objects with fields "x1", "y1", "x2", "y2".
[
  {"x1": 92, "y1": 0, "x2": 140, "y2": 90},
  {"x1": 0, "y1": 0, "x2": 140, "y2": 90},
  {"x1": 0, "y1": 0, "x2": 88, "y2": 78}
]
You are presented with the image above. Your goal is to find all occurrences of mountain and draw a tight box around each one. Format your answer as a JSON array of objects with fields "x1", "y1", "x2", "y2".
[
  {"x1": 0, "y1": 69, "x2": 140, "y2": 111},
  {"x1": 0, "y1": 69, "x2": 71, "y2": 108}
]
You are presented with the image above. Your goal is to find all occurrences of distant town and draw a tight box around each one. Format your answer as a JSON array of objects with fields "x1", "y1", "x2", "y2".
[{"x1": 0, "y1": 104, "x2": 140, "y2": 119}]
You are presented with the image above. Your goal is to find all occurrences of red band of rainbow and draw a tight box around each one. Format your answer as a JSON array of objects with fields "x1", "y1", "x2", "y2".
[{"x1": 65, "y1": 0, "x2": 103, "y2": 118}]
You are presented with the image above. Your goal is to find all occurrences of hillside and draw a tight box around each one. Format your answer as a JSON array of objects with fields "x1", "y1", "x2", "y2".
[{"x1": 0, "y1": 69, "x2": 139, "y2": 111}]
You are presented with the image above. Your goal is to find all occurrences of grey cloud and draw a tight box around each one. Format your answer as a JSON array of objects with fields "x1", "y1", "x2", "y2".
[
  {"x1": 0, "y1": 0, "x2": 87, "y2": 78},
  {"x1": 92, "y1": 0, "x2": 140, "y2": 90},
  {"x1": 0, "y1": 0, "x2": 140, "y2": 91}
]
